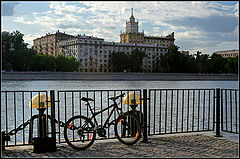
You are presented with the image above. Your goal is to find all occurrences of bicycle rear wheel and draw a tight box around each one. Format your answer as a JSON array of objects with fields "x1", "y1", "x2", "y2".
[
  {"x1": 114, "y1": 112, "x2": 141, "y2": 145},
  {"x1": 64, "y1": 115, "x2": 96, "y2": 150}
]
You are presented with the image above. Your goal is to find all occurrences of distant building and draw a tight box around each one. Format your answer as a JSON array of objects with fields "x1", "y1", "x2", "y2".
[
  {"x1": 33, "y1": 30, "x2": 74, "y2": 56},
  {"x1": 180, "y1": 50, "x2": 189, "y2": 56},
  {"x1": 214, "y1": 50, "x2": 239, "y2": 58},
  {"x1": 57, "y1": 34, "x2": 168, "y2": 73},
  {"x1": 120, "y1": 8, "x2": 175, "y2": 47}
]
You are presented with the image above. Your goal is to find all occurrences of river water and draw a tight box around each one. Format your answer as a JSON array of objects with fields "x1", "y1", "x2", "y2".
[
  {"x1": 1, "y1": 80, "x2": 238, "y2": 91},
  {"x1": 1, "y1": 80, "x2": 239, "y2": 145}
]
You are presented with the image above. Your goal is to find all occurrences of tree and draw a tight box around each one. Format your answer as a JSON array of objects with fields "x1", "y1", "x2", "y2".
[
  {"x1": 224, "y1": 56, "x2": 238, "y2": 74},
  {"x1": 195, "y1": 51, "x2": 210, "y2": 73},
  {"x1": 128, "y1": 48, "x2": 147, "y2": 72},
  {"x1": 184, "y1": 55, "x2": 198, "y2": 73},
  {"x1": 55, "y1": 54, "x2": 79, "y2": 72},
  {"x1": 159, "y1": 45, "x2": 183, "y2": 73},
  {"x1": 31, "y1": 54, "x2": 56, "y2": 71},
  {"x1": 1, "y1": 30, "x2": 36, "y2": 71},
  {"x1": 109, "y1": 51, "x2": 129, "y2": 72},
  {"x1": 2, "y1": 31, "x2": 12, "y2": 70},
  {"x1": 208, "y1": 53, "x2": 227, "y2": 73}
]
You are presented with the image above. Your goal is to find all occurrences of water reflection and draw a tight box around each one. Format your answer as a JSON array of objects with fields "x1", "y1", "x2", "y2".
[{"x1": 1, "y1": 80, "x2": 238, "y2": 91}]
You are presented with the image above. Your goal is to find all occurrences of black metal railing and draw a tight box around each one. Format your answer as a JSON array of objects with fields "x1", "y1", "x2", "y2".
[
  {"x1": 1, "y1": 88, "x2": 239, "y2": 148},
  {"x1": 148, "y1": 89, "x2": 216, "y2": 135},
  {"x1": 1, "y1": 91, "x2": 56, "y2": 147},
  {"x1": 221, "y1": 89, "x2": 239, "y2": 134}
]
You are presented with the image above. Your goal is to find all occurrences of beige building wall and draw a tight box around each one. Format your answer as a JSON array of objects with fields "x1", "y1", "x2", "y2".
[
  {"x1": 57, "y1": 34, "x2": 168, "y2": 73},
  {"x1": 33, "y1": 30, "x2": 74, "y2": 56},
  {"x1": 214, "y1": 50, "x2": 239, "y2": 58},
  {"x1": 144, "y1": 33, "x2": 175, "y2": 47},
  {"x1": 120, "y1": 32, "x2": 144, "y2": 44}
]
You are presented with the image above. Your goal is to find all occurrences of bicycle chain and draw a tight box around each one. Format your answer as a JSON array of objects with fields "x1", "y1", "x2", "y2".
[
  {"x1": 6, "y1": 116, "x2": 68, "y2": 136},
  {"x1": 6, "y1": 119, "x2": 31, "y2": 136}
]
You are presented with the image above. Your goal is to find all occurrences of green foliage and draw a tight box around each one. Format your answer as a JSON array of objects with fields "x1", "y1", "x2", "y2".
[
  {"x1": 55, "y1": 55, "x2": 79, "y2": 72},
  {"x1": 2, "y1": 30, "x2": 36, "y2": 71},
  {"x1": 224, "y1": 56, "x2": 238, "y2": 74},
  {"x1": 109, "y1": 44, "x2": 238, "y2": 74},
  {"x1": 109, "y1": 52, "x2": 129, "y2": 72},
  {"x1": 208, "y1": 53, "x2": 227, "y2": 73},
  {"x1": 31, "y1": 54, "x2": 56, "y2": 71},
  {"x1": 129, "y1": 48, "x2": 147, "y2": 72},
  {"x1": 2, "y1": 30, "x2": 79, "y2": 72},
  {"x1": 158, "y1": 45, "x2": 198, "y2": 73},
  {"x1": 109, "y1": 48, "x2": 147, "y2": 72}
]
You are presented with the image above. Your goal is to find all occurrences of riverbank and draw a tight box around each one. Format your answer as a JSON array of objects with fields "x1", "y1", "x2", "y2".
[{"x1": 1, "y1": 72, "x2": 239, "y2": 81}]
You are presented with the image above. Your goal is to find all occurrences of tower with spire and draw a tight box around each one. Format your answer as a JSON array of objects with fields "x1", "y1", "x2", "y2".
[
  {"x1": 120, "y1": 8, "x2": 175, "y2": 46},
  {"x1": 126, "y1": 8, "x2": 138, "y2": 33},
  {"x1": 120, "y1": 8, "x2": 144, "y2": 43}
]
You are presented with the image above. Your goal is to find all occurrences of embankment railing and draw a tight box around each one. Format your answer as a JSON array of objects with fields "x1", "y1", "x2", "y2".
[
  {"x1": 1, "y1": 88, "x2": 239, "y2": 147},
  {"x1": 1, "y1": 91, "x2": 56, "y2": 147},
  {"x1": 148, "y1": 89, "x2": 216, "y2": 136},
  {"x1": 221, "y1": 89, "x2": 239, "y2": 134}
]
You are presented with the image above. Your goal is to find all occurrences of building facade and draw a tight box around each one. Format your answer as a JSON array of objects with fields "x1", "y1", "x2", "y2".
[
  {"x1": 120, "y1": 8, "x2": 175, "y2": 47},
  {"x1": 214, "y1": 50, "x2": 239, "y2": 58},
  {"x1": 57, "y1": 34, "x2": 168, "y2": 73},
  {"x1": 33, "y1": 30, "x2": 74, "y2": 56},
  {"x1": 144, "y1": 33, "x2": 174, "y2": 47}
]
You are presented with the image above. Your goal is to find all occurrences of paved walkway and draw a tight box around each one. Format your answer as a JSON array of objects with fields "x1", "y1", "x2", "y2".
[{"x1": 1, "y1": 132, "x2": 239, "y2": 158}]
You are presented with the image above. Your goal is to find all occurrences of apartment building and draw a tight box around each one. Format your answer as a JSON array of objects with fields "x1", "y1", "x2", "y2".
[
  {"x1": 57, "y1": 34, "x2": 168, "y2": 73},
  {"x1": 33, "y1": 30, "x2": 74, "y2": 56},
  {"x1": 214, "y1": 50, "x2": 239, "y2": 58}
]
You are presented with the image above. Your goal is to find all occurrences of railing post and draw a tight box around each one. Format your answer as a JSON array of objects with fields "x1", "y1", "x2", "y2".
[
  {"x1": 215, "y1": 88, "x2": 222, "y2": 137},
  {"x1": 50, "y1": 90, "x2": 56, "y2": 147},
  {"x1": 141, "y1": 89, "x2": 150, "y2": 143}
]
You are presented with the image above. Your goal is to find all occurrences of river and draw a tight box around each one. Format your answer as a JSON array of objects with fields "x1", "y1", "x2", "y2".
[{"x1": 1, "y1": 80, "x2": 238, "y2": 91}]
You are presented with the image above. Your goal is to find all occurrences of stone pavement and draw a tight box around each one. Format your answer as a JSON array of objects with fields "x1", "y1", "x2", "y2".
[{"x1": 1, "y1": 132, "x2": 239, "y2": 158}]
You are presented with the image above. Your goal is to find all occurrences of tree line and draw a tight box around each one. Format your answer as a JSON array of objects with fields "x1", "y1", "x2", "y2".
[
  {"x1": 2, "y1": 30, "x2": 79, "y2": 72},
  {"x1": 155, "y1": 45, "x2": 238, "y2": 74},
  {"x1": 110, "y1": 45, "x2": 238, "y2": 74},
  {"x1": 2, "y1": 30, "x2": 238, "y2": 74}
]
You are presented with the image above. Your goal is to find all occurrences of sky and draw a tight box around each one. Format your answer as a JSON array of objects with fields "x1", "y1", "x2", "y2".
[{"x1": 1, "y1": 1, "x2": 239, "y2": 55}]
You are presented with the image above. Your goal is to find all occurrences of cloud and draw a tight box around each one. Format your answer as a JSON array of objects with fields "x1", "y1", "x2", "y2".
[
  {"x1": 1, "y1": 1, "x2": 20, "y2": 16},
  {"x1": 7, "y1": 1, "x2": 238, "y2": 54},
  {"x1": 166, "y1": 15, "x2": 238, "y2": 33}
]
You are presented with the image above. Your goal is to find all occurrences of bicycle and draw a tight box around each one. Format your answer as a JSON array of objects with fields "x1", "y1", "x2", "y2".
[{"x1": 63, "y1": 93, "x2": 141, "y2": 150}]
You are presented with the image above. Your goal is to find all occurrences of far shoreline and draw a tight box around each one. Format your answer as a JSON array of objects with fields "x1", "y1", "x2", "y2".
[{"x1": 1, "y1": 72, "x2": 239, "y2": 81}]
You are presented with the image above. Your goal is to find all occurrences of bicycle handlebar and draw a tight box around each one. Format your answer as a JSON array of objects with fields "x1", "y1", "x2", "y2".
[{"x1": 109, "y1": 93, "x2": 125, "y2": 101}]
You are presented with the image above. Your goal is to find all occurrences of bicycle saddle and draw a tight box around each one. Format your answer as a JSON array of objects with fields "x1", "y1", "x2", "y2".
[{"x1": 80, "y1": 97, "x2": 94, "y2": 102}]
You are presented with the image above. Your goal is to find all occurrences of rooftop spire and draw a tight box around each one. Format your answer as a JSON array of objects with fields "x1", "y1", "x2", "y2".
[{"x1": 130, "y1": 8, "x2": 135, "y2": 22}]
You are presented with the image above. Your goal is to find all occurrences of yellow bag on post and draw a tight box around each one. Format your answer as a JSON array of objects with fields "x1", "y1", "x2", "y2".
[
  {"x1": 29, "y1": 94, "x2": 51, "y2": 109},
  {"x1": 123, "y1": 92, "x2": 143, "y2": 106}
]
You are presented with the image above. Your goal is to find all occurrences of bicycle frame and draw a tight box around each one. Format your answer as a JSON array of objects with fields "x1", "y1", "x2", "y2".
[{"x1": 85, "y1": 101, "x2": 123, "y2": 129}]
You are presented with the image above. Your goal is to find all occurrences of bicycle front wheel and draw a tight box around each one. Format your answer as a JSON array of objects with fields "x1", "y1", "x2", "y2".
[
  {"x1": 64, "y1": 115, "x2": 96, "y2": 150},
  {"x1": 114, "y1": 113, "x2": 141, "y2": 145}
]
